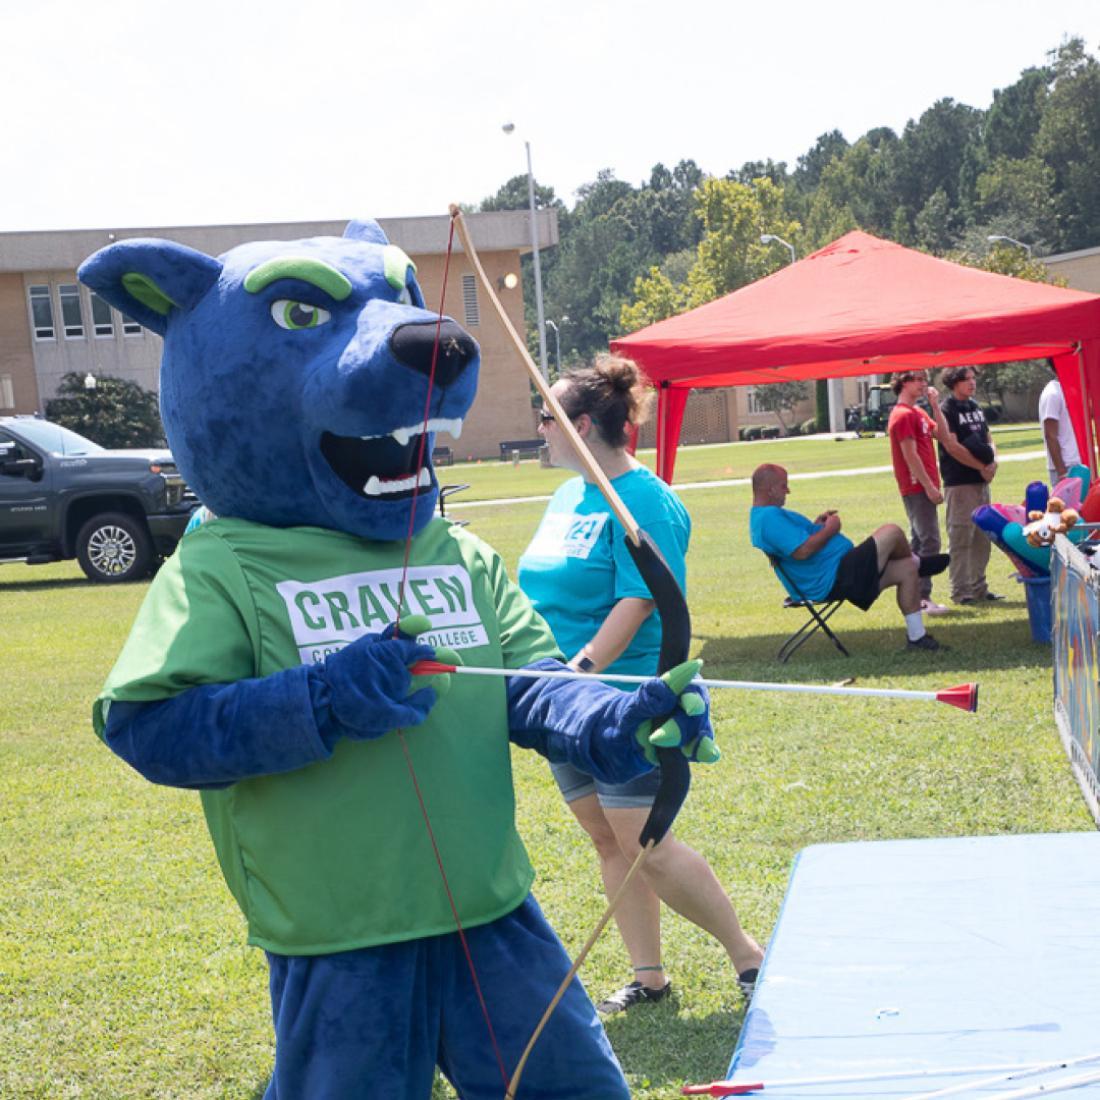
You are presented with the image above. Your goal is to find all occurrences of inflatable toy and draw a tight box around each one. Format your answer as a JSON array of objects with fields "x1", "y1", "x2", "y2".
[
  {"x1": 1025, "y1": 480, "x2": 1049, "y2": 516},
  {"x1": 1024, "y1": 497, "x2": 1080, "y2": 548},
  {"x1": 1003, "y1": 520, "x2": 1053, "y2": 572}
]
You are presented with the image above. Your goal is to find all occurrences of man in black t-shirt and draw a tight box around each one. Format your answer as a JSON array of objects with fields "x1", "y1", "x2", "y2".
[{"x1": 936, "y1": 366, "x2": 1004, "y2": 604}]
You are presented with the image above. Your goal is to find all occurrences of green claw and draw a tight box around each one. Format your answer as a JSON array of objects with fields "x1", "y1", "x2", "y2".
[
  {"x1": 397, "y1": 614, "x2": 432, "y2": 638},
  {"x1": 649, "y1": 721, "x2": 681, "y2": 748},
  {"x1": 661, "y1": 658, "x2": 702, "y2": 695},
  {"x1": 434, "y1": 646, "x2": 463, "y2": 667},
  {"x1": 408, "y1": 638, "x2": 461, "y2": 699},
  {"x1": 679, "y1": 692, "x2": 705, "y2": 717},
  {"x1": 695, "y1": 738, "x2": 721, "y2": 764}
]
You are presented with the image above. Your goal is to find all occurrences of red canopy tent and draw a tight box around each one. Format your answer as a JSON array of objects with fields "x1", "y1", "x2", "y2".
[{"x1": 610, "y1": 230, "x2": 1100, "y2": 483}]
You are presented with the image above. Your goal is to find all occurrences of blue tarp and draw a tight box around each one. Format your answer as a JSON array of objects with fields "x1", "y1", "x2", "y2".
[{"x1": 727, "y1": 833, "x2": 1100, "y2": 1097}]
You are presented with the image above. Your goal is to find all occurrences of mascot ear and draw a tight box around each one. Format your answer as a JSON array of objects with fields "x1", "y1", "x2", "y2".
[
  {"x1": 77, "y1": 239, "x2": 223, "y2": 337},
  {"x1": 344, "y1": 219, "x2": 390, "y2": 246}
]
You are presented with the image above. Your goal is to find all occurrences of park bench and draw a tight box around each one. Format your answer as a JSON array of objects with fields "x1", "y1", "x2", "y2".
[{"x1": 498, "y1": 438, "x2": 544, "y2": 461}]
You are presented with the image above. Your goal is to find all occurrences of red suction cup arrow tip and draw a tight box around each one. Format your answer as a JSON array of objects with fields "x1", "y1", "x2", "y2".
[
  {"x1": 410, "y1": 659, "x2": 458, "y2": 675},
  {"x1": 935, "y1": 682, "x2": 979, "y2": 712},
  {"x1": 682, "y1": 1084, "x2": 761, "y2": 1097}
]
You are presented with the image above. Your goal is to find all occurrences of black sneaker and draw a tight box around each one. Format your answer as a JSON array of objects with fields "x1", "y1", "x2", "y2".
[
  {"x1": 596, "y1": 980, "x2": 671, "y2": 1014},
  {"x1": 918, "y1": 553, "x2": 950, "y2": 578},
  {"x1": 737, "y1": 968, "x2": 759, "y2": 998},
  {"x1": 907, "y1": 632, "x2": 945, "y2": 652},
  {"x1": 982, "y1": 591, "x2": 1006, "y2": 601}
]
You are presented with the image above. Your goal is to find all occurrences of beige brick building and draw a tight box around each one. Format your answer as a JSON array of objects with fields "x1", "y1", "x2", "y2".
[
  {"x1": 1044, "y1": 244, "x2": 1100, "y2": 294},
  {"x1": 0, "y1": 211, "x2": 557, "y2": 460}
]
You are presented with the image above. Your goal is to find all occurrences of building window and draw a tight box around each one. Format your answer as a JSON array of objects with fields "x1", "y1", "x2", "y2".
[
  {"x1": 0, "y1": 374, "x2": 13, "y2": 409},
  {"x1": 462, "y1": 274, "x2": 479, "y2": 327},
  {"x1": 58, "y1": 284, "x2": 84, "y2": 339},
  {"x1": 90, "y1": 293, "x2": 114, "y2": 337},
  {"x1": 746, "y1": 389, "x2": 764, "y2": 414},
  {"x1": 29, "y1": 285, "x2": 55, "y2": 340},
  {"x1": 122, "y1": 314, "x2": 142, "y2": 337}
]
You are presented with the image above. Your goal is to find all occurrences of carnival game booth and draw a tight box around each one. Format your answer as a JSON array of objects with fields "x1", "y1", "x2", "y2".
[{"x1": 610, "y1": 231, "x2": 1100, "y2": 484}]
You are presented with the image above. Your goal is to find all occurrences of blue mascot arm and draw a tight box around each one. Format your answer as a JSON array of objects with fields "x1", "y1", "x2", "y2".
[
  {"x1": 505, "y1": 658, "x2": 714, "y2": 784},
  {"x1": 103, "y1": 635, "x2": 438, "y2": 789}
]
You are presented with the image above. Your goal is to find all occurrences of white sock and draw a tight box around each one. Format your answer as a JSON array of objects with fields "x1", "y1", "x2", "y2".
[{"x1": 905, "y1": 611, "x2": 925, "y2": 641}]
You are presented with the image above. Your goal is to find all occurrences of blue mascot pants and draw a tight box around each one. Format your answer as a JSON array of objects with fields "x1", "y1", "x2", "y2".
[{"x1": 262, "y1": 893, "x2": 630, "y2": 1100}]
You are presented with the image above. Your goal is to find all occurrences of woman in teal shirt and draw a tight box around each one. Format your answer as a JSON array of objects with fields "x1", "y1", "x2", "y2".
[{"x1": 518, "y1": 356, "x2": 763, "y2": 1013}]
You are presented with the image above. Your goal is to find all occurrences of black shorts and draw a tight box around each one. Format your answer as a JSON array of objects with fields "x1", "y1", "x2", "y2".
[{"x1": 827, "y1": 536, "x2": 883, "y2": 611}]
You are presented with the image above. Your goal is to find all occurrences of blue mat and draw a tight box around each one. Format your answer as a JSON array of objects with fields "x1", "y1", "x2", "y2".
[{"x1": 725, "y1": 833, "x2": 1100, "y2": 1097}]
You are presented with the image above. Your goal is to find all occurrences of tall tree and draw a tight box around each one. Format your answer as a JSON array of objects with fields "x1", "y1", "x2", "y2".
[
  {"x1": 686, "y1": 177, "x2": 802, "y2": 305},
  {"x1": 1035, "y1": 38, "x2": 1100, "y2": 250},
  {"x1": 793, "y1": 130, "x2": 850, "y2": 192},
  {"x1": 894, "y1": 98, "x2": 982, "y2": 214},
  {"x1": 45, "y1": 373, "x2": 164, "y2": 449}
]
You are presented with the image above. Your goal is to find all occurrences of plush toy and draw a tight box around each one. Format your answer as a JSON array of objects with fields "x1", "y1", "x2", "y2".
[
  {"x1": 79, "y1": 221, "x2": 716, "y2": 1100},
  {"x1": 1024, "y1": 496, "x2": 1080, "y2": 547}
]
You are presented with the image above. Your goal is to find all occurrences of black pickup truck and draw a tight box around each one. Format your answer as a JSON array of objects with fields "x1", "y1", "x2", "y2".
[{"x1": 0, "y1": 416, "x2": 196, "y2": 583}]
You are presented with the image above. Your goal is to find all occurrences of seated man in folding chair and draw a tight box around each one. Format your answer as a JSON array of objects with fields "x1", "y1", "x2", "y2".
[{"x1": 749, "y1": 463, "x2": 949, "y2": 653}]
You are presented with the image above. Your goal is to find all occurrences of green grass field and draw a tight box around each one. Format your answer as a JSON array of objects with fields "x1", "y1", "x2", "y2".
[{"x1": 1, "y1": 428, "x2": 1088, "y2": 1099}]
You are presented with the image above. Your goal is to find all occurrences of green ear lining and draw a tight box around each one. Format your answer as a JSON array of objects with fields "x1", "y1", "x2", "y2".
[
  {"x1": 383, "y1": 245, "x2": 416, "y2": 292},
  {"x1": 121, "y1": 272, "x2": 178, "y2": 317}
]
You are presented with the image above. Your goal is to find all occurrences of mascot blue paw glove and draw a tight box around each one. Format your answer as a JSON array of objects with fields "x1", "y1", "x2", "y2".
[
  {"x1": 627, "y1": 659, "x2": 720, "y2": 765},
  {"x1": 319, "y1": 632, "x2": 438, "y2": 741}
]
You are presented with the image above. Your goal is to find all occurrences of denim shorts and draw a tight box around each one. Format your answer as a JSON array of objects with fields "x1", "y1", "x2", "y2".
[{"x1": 549, "y1": 759, "x2": 662, "y2": 809}]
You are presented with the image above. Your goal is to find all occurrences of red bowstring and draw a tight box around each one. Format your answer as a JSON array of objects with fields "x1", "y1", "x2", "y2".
[{"x1": 394, "y1": 214, "x2": 510, "y2": 1093}]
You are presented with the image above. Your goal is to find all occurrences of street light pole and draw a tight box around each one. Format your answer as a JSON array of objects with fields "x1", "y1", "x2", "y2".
[
  {"x1": 987, "y1": 234, "x2": 1034, "y2": 257},
  {"x1": 545, "y1": 319, "x2": 561, "y2": 378},
  {"x1": 503, "y1": 123, "x2": 549, "y2": 380},
  {"x1": 760, "y1": 234, "x2": 841, "y2": 430},
  {"x1": 760, "y1": 233, "x2": 796, "y2": 265}
]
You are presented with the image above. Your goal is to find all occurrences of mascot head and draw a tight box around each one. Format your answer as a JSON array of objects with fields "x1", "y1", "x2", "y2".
[{"x1": 78, "y1": 220, "x2": 479, "y2": 541}]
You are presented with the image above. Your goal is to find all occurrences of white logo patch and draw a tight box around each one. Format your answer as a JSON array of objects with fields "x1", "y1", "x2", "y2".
[
  {"x1": 525, "y1": 511, "x2": 609, "y2": 561},
  {"x1": 276, "y1": 564, "x2": 488, "y2": 664}
]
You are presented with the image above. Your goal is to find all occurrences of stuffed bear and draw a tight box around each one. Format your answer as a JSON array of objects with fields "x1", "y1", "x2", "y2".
[
  {"x1": 1024, "y1": 496, "x2": 1080, "y2": 548},
  {"x1": 79, "y1": 221, "x2": 715, "y2": 1100}
]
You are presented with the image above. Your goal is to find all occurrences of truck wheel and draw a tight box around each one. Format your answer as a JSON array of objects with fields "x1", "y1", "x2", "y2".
[{"x1": 76, "y1": 512, "x2": 153, "y2": 583}]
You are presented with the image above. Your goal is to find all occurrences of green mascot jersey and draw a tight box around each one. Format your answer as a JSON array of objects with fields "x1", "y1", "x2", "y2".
[{"x1": 93, "y1": 517, "x2": 562, "y2": 955}]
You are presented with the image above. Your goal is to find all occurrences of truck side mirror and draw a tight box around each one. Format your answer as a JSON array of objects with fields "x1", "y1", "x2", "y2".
[{"x1": 0, "y1": 456, "x2": 42, "y2": 481}]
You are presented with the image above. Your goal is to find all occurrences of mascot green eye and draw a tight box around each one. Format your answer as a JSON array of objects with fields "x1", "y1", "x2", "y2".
[{"x1": 271, "y1": 299, "x2": 331, "y2": 330}]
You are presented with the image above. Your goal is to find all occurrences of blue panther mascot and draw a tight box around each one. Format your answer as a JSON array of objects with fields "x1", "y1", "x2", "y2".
[{"x1": 80, "y1": 220, "x2": 715, "y2": 1100}]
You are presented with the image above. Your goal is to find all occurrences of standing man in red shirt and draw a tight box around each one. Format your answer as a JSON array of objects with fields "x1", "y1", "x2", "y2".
[{"x1": 887, "y1": 370, "x2": 950, "y2": 615}]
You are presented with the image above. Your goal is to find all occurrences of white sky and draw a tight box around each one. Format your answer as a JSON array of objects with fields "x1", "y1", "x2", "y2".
[{"x1": 4, "y1": 0, "x2": 1097, "y2": 233}]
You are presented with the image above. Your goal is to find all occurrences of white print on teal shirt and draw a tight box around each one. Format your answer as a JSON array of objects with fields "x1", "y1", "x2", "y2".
[
  {"x1": 276, "y1": 565, "x2": 488, "y2": 663},
  {"x1": 524, "y1": 511, "x2": 609, "y2": 560}
]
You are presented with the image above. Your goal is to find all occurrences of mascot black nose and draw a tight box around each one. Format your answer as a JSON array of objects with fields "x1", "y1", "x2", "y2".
[{"x1": 390, "y1": 320, "x2": 477, "y2": 387}]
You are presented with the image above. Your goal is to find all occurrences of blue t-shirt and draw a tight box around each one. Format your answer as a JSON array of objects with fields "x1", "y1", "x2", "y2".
[
  {"x1": 517, "y1": 467, "x2": 690, "y2": 676},
  {"x1": 749, "y1": 505, "x2": 852, "y2": 601}
]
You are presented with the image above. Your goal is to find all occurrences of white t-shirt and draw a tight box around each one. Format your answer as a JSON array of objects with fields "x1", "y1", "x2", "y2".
[{"x1": 1038, "y1": 378, "x2": 1081, "y2": 476}]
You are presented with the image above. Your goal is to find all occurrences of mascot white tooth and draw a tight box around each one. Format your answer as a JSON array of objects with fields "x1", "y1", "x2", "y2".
[{"x1": 80, "y1": 220, "x2": 716, "y2": 1099}]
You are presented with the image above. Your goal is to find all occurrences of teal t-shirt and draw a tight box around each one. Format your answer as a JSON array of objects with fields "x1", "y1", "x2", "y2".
[
  {"x1": 749, "y1": 505, "x2": 853, "y2": 601},
  {"x1": 517, "y1": 466, "x2": 690, "y2": 676},
  {"x1": 94, "y1": 517, "x2": 561, "y2": 954}
]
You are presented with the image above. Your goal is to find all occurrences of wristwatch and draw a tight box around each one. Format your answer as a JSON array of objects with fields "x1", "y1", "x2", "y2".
[{"x1": 575, "y1": 655, "x2": 596, "y2": 673}]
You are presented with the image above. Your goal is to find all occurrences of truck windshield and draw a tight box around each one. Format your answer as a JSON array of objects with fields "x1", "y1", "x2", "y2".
[{"x1": 10, "y1": 420, "x2": 105, "y2": 456}]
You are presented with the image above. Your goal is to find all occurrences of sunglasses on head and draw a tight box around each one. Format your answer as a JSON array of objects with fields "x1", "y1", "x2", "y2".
[{"x1": 538, "y1": 411, "x2": 555, "y2": 424}]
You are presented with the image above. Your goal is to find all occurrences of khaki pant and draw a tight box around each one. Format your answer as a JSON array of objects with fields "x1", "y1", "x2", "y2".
[{"x1": 945, "y1": 481, "x2": 992, "y2": 601}]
